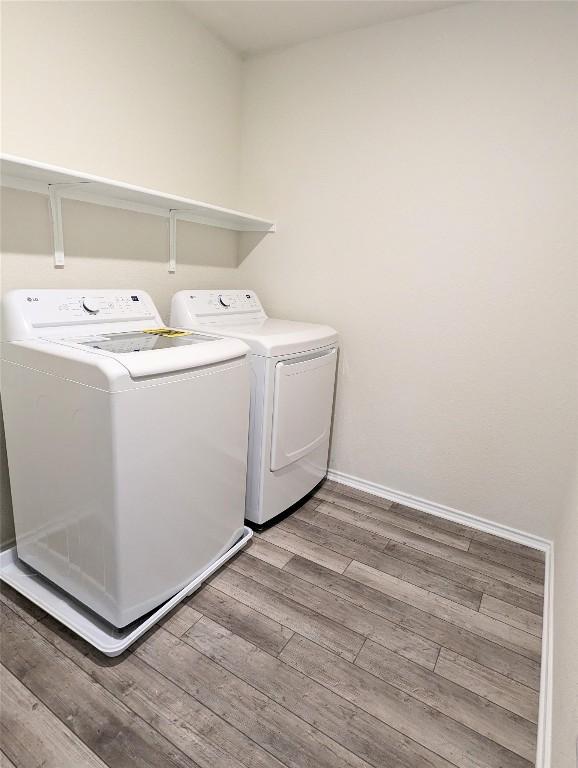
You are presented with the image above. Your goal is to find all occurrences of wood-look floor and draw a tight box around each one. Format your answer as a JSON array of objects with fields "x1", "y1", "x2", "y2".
[{"x1": 0, "y1": 479, "x2": 545, "y2": 768}]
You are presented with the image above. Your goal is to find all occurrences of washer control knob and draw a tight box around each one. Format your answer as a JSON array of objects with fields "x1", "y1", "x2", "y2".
[
  {"x1": 218, "y1": 296, "x2": 230, "y2": 308},
  {"x1": 82, "y1": 298, "x2": 100, "y2": 314}
]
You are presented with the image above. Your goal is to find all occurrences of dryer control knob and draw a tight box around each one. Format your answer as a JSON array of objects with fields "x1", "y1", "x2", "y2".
[
  {"x1": 82, "y1": 298, "x2": 100, "y2": 314},
  {"x1": 218, "y1": 296, "x2": 230, "y2": 308}
]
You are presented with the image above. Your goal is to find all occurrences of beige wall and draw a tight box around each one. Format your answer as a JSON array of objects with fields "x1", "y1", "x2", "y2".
[
  {"x1": 552, "y1": 463, "x2": 578, "y2": 767},
  {"x1": 238, "y1": 1, "x2": 578, "y2": 539},
  {"x1": 1, "y1": 0, "x2": 242, "y2": 206},
  {"x1": 0, "y1": 0, "x2": 246, "y2": 545}
]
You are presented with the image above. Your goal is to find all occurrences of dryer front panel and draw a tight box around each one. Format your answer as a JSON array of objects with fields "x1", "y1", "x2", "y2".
[{"x1": 270, "y1": 348, "x2": 337, "y2": 472}]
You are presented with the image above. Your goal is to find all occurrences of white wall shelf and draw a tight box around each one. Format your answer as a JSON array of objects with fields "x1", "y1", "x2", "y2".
[{"x1": 0, "y1": 155, "x2": 275, "y2": 271}]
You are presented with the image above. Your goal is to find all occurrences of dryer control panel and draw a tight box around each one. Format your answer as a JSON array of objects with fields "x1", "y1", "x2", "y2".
[
  {"x1": 3, "y1": 290, "x2": 161, "y2": 341},
  {"x1": 176, "y1": 290, "x2": 266, "y2": 327}
]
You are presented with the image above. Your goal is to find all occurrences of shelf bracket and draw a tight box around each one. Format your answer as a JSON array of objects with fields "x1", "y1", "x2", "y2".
[
  {"x1": 168, "y1": 208, "x2": 246, "y2": 273},
  {"x1": 48, "y1": 185, "x2": 65, "y2": 268},
  {"x1": 47, "y1": 182, "x2": 91, "y2": 268},
  {"x1": 169, "y1": 209, "x2": 178, "y2": 273}
]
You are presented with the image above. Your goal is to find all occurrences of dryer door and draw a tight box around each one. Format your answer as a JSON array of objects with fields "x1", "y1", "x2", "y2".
[{"x1": 270, "y1": 348, "x2": 337, "y2": 472}]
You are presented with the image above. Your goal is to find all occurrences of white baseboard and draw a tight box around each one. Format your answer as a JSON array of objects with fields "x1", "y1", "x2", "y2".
[
  {"x1": 326, "y1": 467, "x2": 554, "y2": 768},
  {"x1": 536, "y1": 541, "x2": 554, "y2": 768}
]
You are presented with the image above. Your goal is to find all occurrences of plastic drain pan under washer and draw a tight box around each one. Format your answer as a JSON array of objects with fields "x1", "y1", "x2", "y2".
[{"x1": 0, "y1": 527, "x2": 252, "y2": 656}]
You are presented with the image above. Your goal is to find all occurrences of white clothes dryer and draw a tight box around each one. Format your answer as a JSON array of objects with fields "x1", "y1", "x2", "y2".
[
  {"x1": 171, "y1": 290, "x2": 338, "y2": 527},
  {"x1": 1, "y1": 289, "x2": 250, "y2": 628}
]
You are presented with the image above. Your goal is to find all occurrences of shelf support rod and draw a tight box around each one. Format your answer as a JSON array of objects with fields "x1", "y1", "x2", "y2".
[{"x1": 47, "y1": 182, "x2": 91, "y2": 268}]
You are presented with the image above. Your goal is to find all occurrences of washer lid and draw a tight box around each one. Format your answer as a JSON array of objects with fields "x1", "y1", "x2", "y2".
[
  {"x1": 197, "y1": 318, "x2": 338, "y2": 357},
  {"x1": 72, "y1": 329, "x2": 217, "y2": 354},
  {"x1": 47, "y1": 329, "x2": 249, "y2": 378}
]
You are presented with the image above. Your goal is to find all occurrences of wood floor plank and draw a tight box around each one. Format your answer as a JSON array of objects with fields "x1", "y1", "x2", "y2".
[
  {"x1": 34, "y1": 615, "x2": 283, "y2": 768},
  {"x1": 0, "y1": 664, "x2": 108, "y2": 768},
  {"x1": 389, "y1": 501, "x2": 482, "y2": 539},
  {"x1": 291, "y1": 501, "x2": 323, "y2": 523},
  {"x1": 317, "y1": 488, "x2": 471, "y2": 551},
  {"x1": 232, "y1": 552, "x2": 440, "y2": 669},
  {"x1": 279, "y1": 516, "x2": 482, "y2": 609},
  {"x1": 209, "y1": 564, "x2": 365, "y2": 661},
  {"x1": 345, "y1": 561, "x2": 542, "y2": 660},
  {"x1": 186, "y1": 615, "x2": 455, "y2": 768},
  {"x1": 321, "y1": 502, "x2": 544, "y2": 596},
  {"x1": 0, "y1": 751, "x2": 16, "y2": 768},
  {"x1": 277, "y1": 515, "x2": 391, "y2": 562},
  {"x1": 383, "y1": 540, "x2": 544, "y2": 616},
  {"x1": 387, "y1": 501, "x2": 544, "y2": 568},
  {"x1": 469, "y1": 541, "x2": 546, "y2": 580},
  {"x1": 435, "y1": 648, "x2": 539, "y2": 724},
  {"x1": 136, "y1": 625, "x2": 373, "y2": 768},
  {"x1": 285, "y1": 555, "x2": 541, "y2": 690},
  {"x1": 468, "y1": 531, "x2": 545, "y2": 563},
  {"x1": 188, "y1": 584, "x2": 294, "y2": 656},
  {"x1": 318, "y1": 500, "x2": 455, "y2": 554},
  {"x1": 317, "y1": 482, "x2": 394, "y2": 510},
  {"x1": 0, "y1": 603, "x2": 199, "y2": 768},
  {"x1": 294, "y1": 509, "x2": 389, "y2": 552},
  {"x1": 244, "y1": 536, "x2": 295, "y2": 568},
  {"x1": 315, "y1": 490, "x2": 543, "y2": 609},
  {"x1": 355, "y1": 639, "x2": 537, "y2": 762},
  {"x1": 389, "y1": 501, "x2": 544, "y2": 567},
  {"x1": 480, "y1": 595, "x2": 543, "y2": 638},
  {"x1": 162, "y1": 602, "x2": 203, "y2": 637},
  {"x1": 280, "y1": 633, "x2": 532, "y2": 768},
  {"x1": 389, "y1": 500, "x2": 543, "y2": 578},
  {"x1": 304, "y1": 514, "x2": 542, "y2": 615},
  {"x1": 0, "y1": 583, "x2": 46, "y2": 626},
  {"x1": 325, "y1": 485, "x2": 542, "y2": 565},
  {"x1": 297, "y1": 505, "x2": 392, "y2": 551},
  {"x1": 257, "y1": 527, "x2": 352, "y2": 573}
]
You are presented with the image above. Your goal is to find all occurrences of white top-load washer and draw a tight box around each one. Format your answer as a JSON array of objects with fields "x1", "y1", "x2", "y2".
[
  {"x1": 171, "y1": 290, "x2": 338, "y2": 527},
  {"x1": 1, "y1": 289, "x2": 250, "y2": 628}
]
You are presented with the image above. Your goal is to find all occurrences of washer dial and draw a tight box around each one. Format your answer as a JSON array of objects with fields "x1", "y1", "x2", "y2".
[{"x1": 82, "y1": 298, "x2": 100, "y2": 314}]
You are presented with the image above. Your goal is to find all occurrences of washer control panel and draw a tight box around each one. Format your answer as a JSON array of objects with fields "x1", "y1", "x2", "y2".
[
  {"x1": 27, "y1": 292, "x2": 156, "y2": 326},
  {"x1": 4, "y1": 289, "x2": 160, "y2": 340}
]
